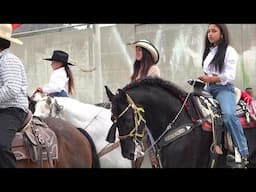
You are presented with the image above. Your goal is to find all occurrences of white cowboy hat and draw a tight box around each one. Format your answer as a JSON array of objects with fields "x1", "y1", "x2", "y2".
[
  {"x1": 0, "y1": 24, "x2": 23, "y2": 45},
  {"x1": 128, "y1": 39, "x2": 159, "y2": 64}
]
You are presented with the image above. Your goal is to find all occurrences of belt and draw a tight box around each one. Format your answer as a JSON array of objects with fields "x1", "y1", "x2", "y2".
[{"x1": 208, "y1": 82, "x2": 232, "y2": 86}]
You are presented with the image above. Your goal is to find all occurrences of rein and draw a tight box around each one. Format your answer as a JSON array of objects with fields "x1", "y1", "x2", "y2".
[
  {"x1": 52, "y1": 99, "x2": 63, "y2": 118},
  {"x1": 143, "y1": 80, "x2": 196, "y2": 155},
  {"x1": 111, "y1": 82, "x2": 196, "y2": 161},
  {"x1": 113, "y1": 94, "x2": 146, "y2": 141},
  {"x1": 83, "y1": 107, "x2": 106, "y2": 129},
  {"x1": 98, "y1": 141, "x2": 120, "y2": 158}
]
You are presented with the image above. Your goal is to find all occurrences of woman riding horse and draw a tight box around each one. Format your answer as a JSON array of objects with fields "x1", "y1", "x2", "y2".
[{"x1": 105, "y1": 78, "x2": 256, "y2": 168}]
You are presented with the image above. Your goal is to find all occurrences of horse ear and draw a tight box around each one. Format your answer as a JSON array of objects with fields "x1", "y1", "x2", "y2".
[
  {"x1": 105, "y1": 86, "x2": 114, "y2": 102},
  {"x1": 46, "y1": 96, "x2": 52, "y2": 105},
  {"x1": 118, "y1": 89, "x2": 126, "y2": 99}
]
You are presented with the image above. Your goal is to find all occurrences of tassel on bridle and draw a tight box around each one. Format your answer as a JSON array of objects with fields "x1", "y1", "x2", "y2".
[{"x1": 106, "y1": 122, "x2": 117, "y2": 143}]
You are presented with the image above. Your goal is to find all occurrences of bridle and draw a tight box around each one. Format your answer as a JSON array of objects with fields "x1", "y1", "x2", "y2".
[
  {"x1": 110, "y1": 85, "x2": 195, "y2": 163},
  {"x1": 111, "y1": 93, "x2": 146, "y2": 141}
]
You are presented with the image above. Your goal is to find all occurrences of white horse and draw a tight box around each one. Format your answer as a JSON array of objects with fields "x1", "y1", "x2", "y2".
[{"x1": 32, "y1": 93, "x2": 133, "y2": 168}]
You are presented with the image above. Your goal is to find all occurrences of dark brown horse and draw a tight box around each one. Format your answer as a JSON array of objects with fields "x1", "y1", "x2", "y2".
[{"x1": 14, "y1": 117, "x2": 100, "y2": 168}]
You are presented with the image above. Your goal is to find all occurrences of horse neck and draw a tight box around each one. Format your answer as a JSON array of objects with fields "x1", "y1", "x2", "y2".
[
  {"x1": 55, "y1": 97, "x2": 101, "y2": 119},
  {"x1": 54, "y1": 98, "x2": 112, "y2": 139},
  {"x1": 128, "y1": 86, "x2": 191, "y2": 139}
]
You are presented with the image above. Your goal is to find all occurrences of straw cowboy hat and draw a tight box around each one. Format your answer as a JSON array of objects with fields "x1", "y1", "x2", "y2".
[
  {"x1": 128, "y1": 39, "x2": 159, "y2": 64},
  {"x1": 44, "y1": 50, "x2": 75, "y2": 66},
  {"x1": 0, "y1": 24, "x2": 23, "y2": 45}
]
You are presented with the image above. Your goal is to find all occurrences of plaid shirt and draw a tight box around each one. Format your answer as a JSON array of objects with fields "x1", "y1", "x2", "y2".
[{"x1": 0, "y1": 48, "x2": 29, "y2": 112}]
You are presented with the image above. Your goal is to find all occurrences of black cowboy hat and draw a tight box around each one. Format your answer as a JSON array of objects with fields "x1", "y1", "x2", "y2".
[{"x1": 44, "y1": 50, "x2": 75, "y2": 66}]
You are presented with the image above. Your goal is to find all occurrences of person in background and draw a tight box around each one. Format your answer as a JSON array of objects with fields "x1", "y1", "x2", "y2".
[
  {"x1": 245, "y1": 87, "x2": 254, "y2": 98},
  {"x1": 241, "y1": 87, "x2": 256, "y2": 116},
  {"x1": 198, "y1": 24, "x2": 249, "y2": 166},
  {"x1": 127, "y1": 39, "x2": 161, "y2": 168},
  {"x1": 128, "y1": 39, "x2": 160, "y2": 82},
  {"x1": 0, "y1": 24, "x2": 29, "y2": 168},
  {"x1": 36, "y1": 50, "x2": 75, "y2": 97}
]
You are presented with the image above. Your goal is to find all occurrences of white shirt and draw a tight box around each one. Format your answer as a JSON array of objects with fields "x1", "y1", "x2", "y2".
[
  {"x1": 43, "y1": 67, "x2": 69, "y2": 94},
  {"x1": 203, "y1": 46, "x2": 238, "y2": 85}
]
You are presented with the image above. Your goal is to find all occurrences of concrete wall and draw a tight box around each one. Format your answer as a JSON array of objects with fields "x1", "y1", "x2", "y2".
[
  {"x1": 11, "y1": 24, "x2": 256, "y2": 104},
  {"x1": 134, "y1": 24, "x2": 256, "y2": 92},
  {"x1": 12, "y1": 28, "x2": 95, "y2": 103}
]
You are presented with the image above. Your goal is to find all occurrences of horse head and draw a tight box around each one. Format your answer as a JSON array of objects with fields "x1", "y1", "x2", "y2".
[
  {"x1": 33, "y1": 96, "x2": 63, "y2": 118},
  {"x1": 105, "y1": 86, "x2": 148, "y2": 161},
  {"x1": 105, "y1": 78, "x2": 216, "y2": 167},
  {"x1": 28, "y1": 92, "x2": 48, "y2": 113}
]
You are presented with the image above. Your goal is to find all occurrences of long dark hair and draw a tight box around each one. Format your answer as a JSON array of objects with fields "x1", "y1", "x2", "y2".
[
  {"x1": 202, "y1": 24, "x2": 230, "y2": 73},
  {"x1": 130, "y1": 47, "x2": 155, "y2": 81},
  {"x1": 64, "y1": 65, "x2": 75, "y2": 95}
]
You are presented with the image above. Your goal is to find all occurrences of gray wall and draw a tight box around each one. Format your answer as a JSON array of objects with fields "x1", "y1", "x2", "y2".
[{"x1": 11, "y1": 24, "x2": 256, "y2": 103}]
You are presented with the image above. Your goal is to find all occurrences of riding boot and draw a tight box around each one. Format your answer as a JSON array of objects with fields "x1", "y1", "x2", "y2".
[
  {"x1": 241, "y1": 157, "x2": 249, "y2": 167},
  {"x1": 226, "y1": 147, "x2": 249, "y2": 168}
]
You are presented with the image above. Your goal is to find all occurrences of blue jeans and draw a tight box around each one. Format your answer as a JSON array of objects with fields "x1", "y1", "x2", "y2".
[
  {"x1": 48, "y1": 90, "x2": 68, "y2": 97},
  {"x1": 207, "y1": 83, "x2": 249, "y2": 158}
]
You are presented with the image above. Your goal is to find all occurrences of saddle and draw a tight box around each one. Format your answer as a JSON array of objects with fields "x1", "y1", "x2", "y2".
[
  {"x1": 188, "y1": 80, "x2": 256, "y2": 129},
  {"x1": 188, "y1": 79, "x2": 256, "y2": 154},
  {"x1": 11, "y1": 112, "x2": 58, "y2": 167}
]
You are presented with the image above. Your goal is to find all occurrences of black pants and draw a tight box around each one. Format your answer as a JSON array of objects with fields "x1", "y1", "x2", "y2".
[{"x1": 0, "y1": 107, "x2": 27, "y2": 168}]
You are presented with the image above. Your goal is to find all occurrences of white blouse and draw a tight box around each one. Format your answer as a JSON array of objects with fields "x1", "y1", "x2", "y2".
[
  {"x1": 203, "y1": 46, "x2": 238, "y2": 85},
  {"x1": 42, "y1": 67, "x2": 69, "y2": 94}
]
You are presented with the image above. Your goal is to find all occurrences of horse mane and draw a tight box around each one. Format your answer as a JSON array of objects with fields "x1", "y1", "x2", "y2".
[{"x1": 123, "y1": 77, "x2": 188, "y2": 98}]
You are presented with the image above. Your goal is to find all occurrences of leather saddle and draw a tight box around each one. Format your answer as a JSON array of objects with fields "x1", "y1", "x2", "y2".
[
  {"x1": 188, "y1": 79, "x2": 256, "y2": 153},
  {"x1": 11, "y1": 111, "x2": 58, "y2": 167}
]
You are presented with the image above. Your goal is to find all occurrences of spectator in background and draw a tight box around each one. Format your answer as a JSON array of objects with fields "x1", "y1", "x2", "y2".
[
  {"x1": 128, "y1": 39, "x2": 160, "y2": 82},
  {"x1": 35, "y1": 50, "x2": 75, "y2": 97},
  {"x1": 245, "y1": 87, "x2": 254, "y2": 98},
  {"x1": 241, "y1": 87, "x2": 256, "y2": 116}
]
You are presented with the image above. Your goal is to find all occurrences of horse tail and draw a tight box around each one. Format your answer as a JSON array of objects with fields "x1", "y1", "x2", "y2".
[{"x1": 77, "y1": 128, "x2": 101, "y2": 168}]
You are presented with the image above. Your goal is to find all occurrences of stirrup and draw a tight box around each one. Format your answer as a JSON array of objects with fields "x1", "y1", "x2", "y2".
[{"x1": 226, "y1": 154, "x2": 249, "y2": 168}]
